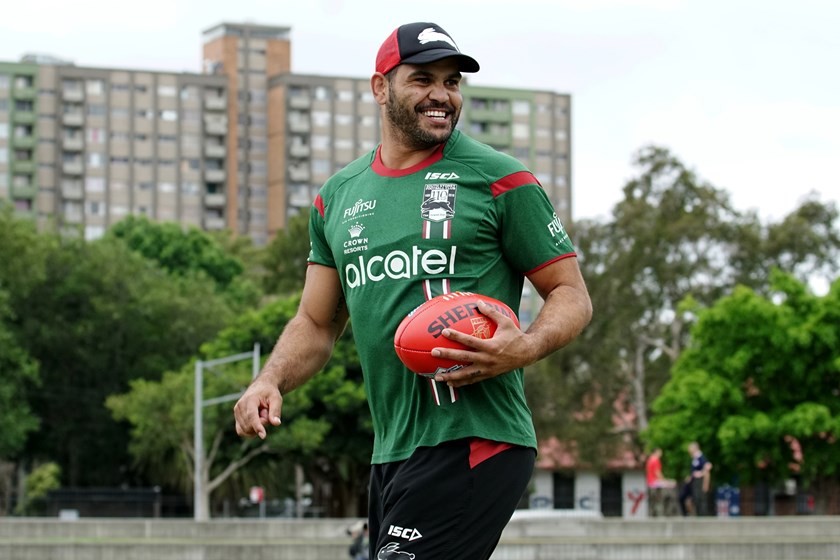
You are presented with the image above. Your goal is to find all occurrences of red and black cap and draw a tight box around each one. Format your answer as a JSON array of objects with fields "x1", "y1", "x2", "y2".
[{"x1": 375, "y1": 22, "x2": 480, "y2": 76}]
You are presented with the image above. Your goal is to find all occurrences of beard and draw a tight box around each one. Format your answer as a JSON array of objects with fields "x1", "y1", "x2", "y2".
[{"x1": 386, "y1": 87, "x2": 460, "y2": 150}]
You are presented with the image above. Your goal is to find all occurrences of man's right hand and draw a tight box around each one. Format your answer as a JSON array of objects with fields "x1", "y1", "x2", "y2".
[{"x1": 233, "y1": 379, "x2": 283, "y2": 440}]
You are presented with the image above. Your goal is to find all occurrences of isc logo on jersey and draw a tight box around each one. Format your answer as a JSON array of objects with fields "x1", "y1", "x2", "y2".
[
  {"x1": 345, "y1": 245, "x2": 457, "y2": 289},
  {"x1": 425, "y1": 171, "x2": 459, "y2": 180}
]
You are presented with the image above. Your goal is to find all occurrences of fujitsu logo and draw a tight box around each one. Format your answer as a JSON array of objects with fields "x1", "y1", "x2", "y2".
[
  {"x1": 547, "y1": 213, "x2": 568, "y2": 239},
  {"x1": 344, "y1": 199, "x2": 377, "y2": 219},
  {"x1": 345, "y1": 245, "x2": 457, "y2": 289}
]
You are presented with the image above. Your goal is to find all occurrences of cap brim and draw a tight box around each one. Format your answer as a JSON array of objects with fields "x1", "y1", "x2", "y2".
[{"x1": 400, "y1": 49, "x2": 480, "y2": 73}]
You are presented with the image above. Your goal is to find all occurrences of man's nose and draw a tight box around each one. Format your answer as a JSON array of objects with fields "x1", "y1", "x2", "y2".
[{"x1": 428, "y1": 82, "x2": 448, "y2": 102}]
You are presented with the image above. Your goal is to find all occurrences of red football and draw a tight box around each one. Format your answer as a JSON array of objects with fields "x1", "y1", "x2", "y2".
[{"x1": 393, "y1": 291, "x2": 520, "y2": 376}]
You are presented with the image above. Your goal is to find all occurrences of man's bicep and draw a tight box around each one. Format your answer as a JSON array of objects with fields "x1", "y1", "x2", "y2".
[
  {"x1": 298, "y1": 264, "x2": 349, "y2": 335},
  {"x1": 527, "y1": 256, "x2": 588, "y2": 301}
]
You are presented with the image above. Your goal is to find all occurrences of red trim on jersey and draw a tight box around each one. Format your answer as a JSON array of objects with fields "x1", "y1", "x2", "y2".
[
  {"x1": 490, "y1": 171, "x2": 541, "y2": 198},
  {"x1": 524, "y1": 253, "x2": 577, "y2": 276},
  {"x1": 313, "y1": 194, "x2": 325, "y2": 217},
  {"x1": 371, "y1": 143, "x2": 445, "y2": 177},
  {"x1": 469, "y1": 438, "x2": 514, "y2": 469}
]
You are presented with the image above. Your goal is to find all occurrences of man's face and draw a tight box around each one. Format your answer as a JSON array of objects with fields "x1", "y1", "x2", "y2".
[{"x1": 385, "y1": 58, "x2": 463, "y2": 150}]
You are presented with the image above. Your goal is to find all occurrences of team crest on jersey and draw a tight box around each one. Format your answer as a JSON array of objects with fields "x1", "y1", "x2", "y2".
[{"x1": 421, "y1": 184, "x2": 457, "y2": 223}]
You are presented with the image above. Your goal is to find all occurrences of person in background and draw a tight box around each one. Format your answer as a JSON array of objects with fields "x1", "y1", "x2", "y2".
[
  {"x1": 646, "y1": 447, "x2": 677, "y2": 516},
  {"x1": 688, "y1": 441, "x2": 713, "y2": 516}
]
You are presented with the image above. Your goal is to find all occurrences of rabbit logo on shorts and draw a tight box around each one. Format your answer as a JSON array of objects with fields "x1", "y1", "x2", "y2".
[{"x1": 377, "y1": 542, "x2": 415, "y2": 559}]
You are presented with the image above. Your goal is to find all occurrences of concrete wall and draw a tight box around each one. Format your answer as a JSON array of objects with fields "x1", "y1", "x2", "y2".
[{"x1": 1, "y1": 516, "x2": 839, "y2": 560}]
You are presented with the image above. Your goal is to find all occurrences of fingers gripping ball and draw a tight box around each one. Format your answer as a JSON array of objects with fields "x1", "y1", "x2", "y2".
[{"x1": 393, "y1": 291, "x2": 520, "y2": 376}]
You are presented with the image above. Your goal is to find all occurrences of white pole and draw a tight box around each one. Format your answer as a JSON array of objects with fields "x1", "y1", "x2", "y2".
[
  {"x1": 193, "y1": 360, "x2": 204, "y2": 521},
  {"x1": 252, "y1": 342, "x2": 260, "y2": 379}
]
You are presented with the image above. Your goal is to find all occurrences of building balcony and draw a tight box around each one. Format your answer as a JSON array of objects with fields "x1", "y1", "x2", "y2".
[
  {"x1": 469, "y1": 108, "x2": 511, "y2": 123},
  {"x1": 62, "y1": 113, "x2": 84, "y2": 126},
  {"x1": 289, "y1": 96, "x2": 311, "y2": 110},
  {"x1": 62, "y1": 183, "x2": 84, "y2": 200},
  {"x1": 204, "y1": 215, "x2": 226, "y2": 230},
  {"x1": 12, "y1": 135, "x2": 37, "y2": 150},
  {"x1": 288, "y1": 167, "x2": 310, "y2": 182},
  {"x1": 62, "y1": 162, "x2": 84, "y2": 175},
  {"x1": 204, "y1": 143, "x2": 226, "y2": 158},
  {"x1": 289, "y1": 144, "x2": 310, "y2": 158},
  {"x1": 11, "y1": 184, "x2": 37, "y2": 199},
  {"x1": 204, "y1": 193, "x2": 226, "y2": 207},
  {"x1": 204, "y1": 121, "x2": 227, "y2": 135},
  {"x1": 471, "y1": 131, "x2": 511, "y2": 148},
  {"x1": 288, "y1": 120, "x2": 310, "y2": 133},
  {"x1": 12, "y1": 160, "x2": 35, "y2": 174},
  {"x1": 62, "y1": 137, "x2": 84, "y2": 151},
  {"x1": 204, "y1": 96, "x2": 227, "y2": 111},
  {"x1": 204, "y1": 168, "x2": 226, "y2": 183},
  {"x1": 12, "y1": 111, "x2": 36, "y2": 125},
  {"x1": 13, "y1": 86, "x2": 36, "y2": 100},
  {"x1": 62, "y1": 89, "x2": 84, "y2": 102}
]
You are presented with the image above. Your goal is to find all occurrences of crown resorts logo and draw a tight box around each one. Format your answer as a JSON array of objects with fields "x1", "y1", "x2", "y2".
[
  {"x1": 348, "y1": 223, "x2": 365, "y2": 238},
  {"x1": 344, "y1": 223, "x2": 368, "y2": 255}
]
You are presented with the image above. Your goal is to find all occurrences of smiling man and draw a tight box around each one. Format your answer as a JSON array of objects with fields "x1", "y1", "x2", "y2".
[{"x1": 234, "y1": 22, "x2": 592, "y2": 559}]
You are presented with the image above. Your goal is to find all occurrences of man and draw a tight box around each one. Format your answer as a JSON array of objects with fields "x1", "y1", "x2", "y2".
[
  {"x1": 688, "y1": 441, "x2": 713, "y2": 516},
  {"x1": 233, "y1": 22, "x2": 592, "y2": 559}
]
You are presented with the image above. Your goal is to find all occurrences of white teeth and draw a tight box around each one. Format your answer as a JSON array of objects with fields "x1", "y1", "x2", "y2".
[{"x1": 424, "y1": 110, "x2": 446, "y2": 118}]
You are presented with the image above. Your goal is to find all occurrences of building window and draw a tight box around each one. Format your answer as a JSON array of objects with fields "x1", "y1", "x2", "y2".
[
  {"x1": 513, "y1": 123, "x2": 529, "y2": 140},
  {"x1": 86, "y1": 80, "x2": 104, "y2": 95},
  {"x1": 159, "y1": 110, "x2": 178, "y2": 121},
  {"x1": 85, "y1": 177, "x2": 105, "y2": 192},
  {"x1": 312, "y1": 111, "x2": 330, "y2": 127},
  {"x1": 314, "y1": 86, "x2": 330, "y2": 101},
  {"x1": 512, "y1": 100, "x2": 530, "y2": 116},
  {"x1": 86, "y1": 104, "x2": 105, "y2": 117},
  {"x1": 0, "y1": 75, "x2": 9, "y2": 89},
  {"x1": 312, "y1": 159, "x2": 330, "y2": 174},
  {"x1": 157, "y1": 85, "x2": 177, "y2": 97},
  {"x1": 88, "y1": 153, "x2": 103, "y2": 168},
  {"x1": 86, "y1": 127, "x2": 105, "y2": 143}
]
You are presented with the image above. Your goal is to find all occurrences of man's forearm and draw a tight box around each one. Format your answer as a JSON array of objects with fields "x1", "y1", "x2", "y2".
[
  {"x1": 524, "y1": 282, "x2": 593, "y2": 364},
  {"x1": 257, "y1": 312, "x2": 344, "y2": 394}
]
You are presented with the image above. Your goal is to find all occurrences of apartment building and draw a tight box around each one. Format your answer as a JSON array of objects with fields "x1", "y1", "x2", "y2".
[
  {"x1": 1, "y1": 22, "x2": 571, "y2": 244},
  {"x1": 0, "y1": 58, "x2": 229, "y2": 239}
]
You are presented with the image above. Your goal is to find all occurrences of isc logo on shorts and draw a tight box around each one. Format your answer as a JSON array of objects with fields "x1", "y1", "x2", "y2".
[{"x1": 388, "y1": 524, "x2": 423, "y2": 541}]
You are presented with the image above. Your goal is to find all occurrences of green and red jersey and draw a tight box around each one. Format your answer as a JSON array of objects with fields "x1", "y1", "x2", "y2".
[{"x1": 308, "y1": 129, "x2": 576, "y2": 464}]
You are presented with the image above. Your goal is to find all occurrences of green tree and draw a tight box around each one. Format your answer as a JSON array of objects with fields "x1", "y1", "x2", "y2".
[
  {"x1": 0, "y1": 293, "x2": 39, "y2": 459},
  {"x1": 15, "y1": 462, "x2": 60, "y2": 515},
  {"x1": 645, "y1": 271, "x2": 840, "y2": 512},
  {"x1": 261, "y1": 210, "x2": 311, "y2": 295},
  {"x1": 527, "y1": 146, "x2": 840, "y2": 468},
  {"x1": 106, "y1": 215, "x2": 260, "y2": 308},
  {"x1": 17, "y1": 236, "x2": 234, "y2": 486},
  {"x1": 108, "y1": 293, "x2": 371, "y2": 519}
]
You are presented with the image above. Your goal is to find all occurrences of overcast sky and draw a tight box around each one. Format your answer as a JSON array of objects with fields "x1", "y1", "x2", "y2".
[{"x1": 2, "y1": 0, "x2": 837, "y2": 223}]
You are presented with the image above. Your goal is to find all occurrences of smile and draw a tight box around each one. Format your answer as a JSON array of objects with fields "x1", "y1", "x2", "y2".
[{"x1": 421, "y1": 109, "x2": 448, "y2": 120}]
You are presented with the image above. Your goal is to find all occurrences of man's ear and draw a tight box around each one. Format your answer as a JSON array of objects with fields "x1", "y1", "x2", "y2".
[{"x1": 371, "y1": 72, "x2": 389, "y2": 106}]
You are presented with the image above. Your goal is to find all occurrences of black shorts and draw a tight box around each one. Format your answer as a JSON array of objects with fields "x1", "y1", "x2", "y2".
[{"x1": 368, "y1": 438, "x2": 535, "y2": 560}]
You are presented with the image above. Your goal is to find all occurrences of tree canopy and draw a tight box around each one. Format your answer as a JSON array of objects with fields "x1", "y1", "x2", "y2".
[{"x1": 645, "y1": 271, "x2": 840, "y2": 509}]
